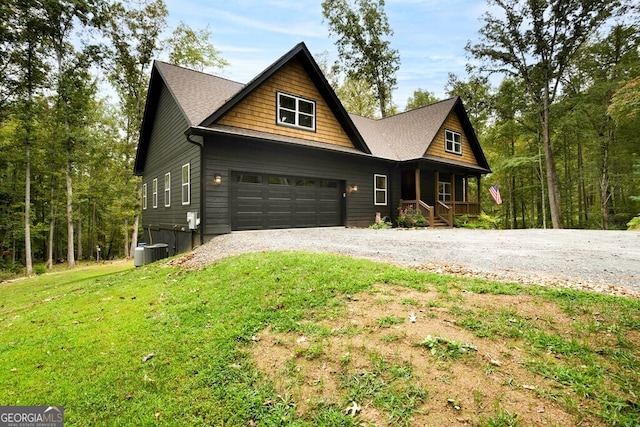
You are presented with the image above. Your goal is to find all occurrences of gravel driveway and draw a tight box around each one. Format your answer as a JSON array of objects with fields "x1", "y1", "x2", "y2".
[{"x1": 177, "y1": 228, "x2": 640, "y2": 297}]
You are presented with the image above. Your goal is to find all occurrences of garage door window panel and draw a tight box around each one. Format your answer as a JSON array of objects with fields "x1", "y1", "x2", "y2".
[{"x1": 237, "y1": 174, "x2": 262, "y2": 184}]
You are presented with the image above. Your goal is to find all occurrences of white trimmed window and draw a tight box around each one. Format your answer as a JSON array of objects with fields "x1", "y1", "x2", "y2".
[
  {"x1": 438, "y1": 181, "x2": 452, "y2": 202},
  {"x1": 374, "y1": 174, "x2": 387, "y2": 206},
  {"x1": 277, "y1": 92, "x2": 316, "y2": 131},
  {"x1": 152, "y1": 178, "x2": 158, "y2": 209},
  {"x1": 164, "y1": 172, "x2": 171, "y2": 207},
  {"x1": 445, "y1": 129, "x2": 462, "y2": 155},
  {"x1": 142, "y1": 183, "x2": 147, "y2": 210},
  {"x1": 182, "y1": 163, "x2": 190, "y2": 205}
]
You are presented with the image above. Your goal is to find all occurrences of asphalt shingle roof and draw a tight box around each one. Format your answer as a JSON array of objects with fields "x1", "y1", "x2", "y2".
[
  {"x1": 154, "y1": 61, "x2": 244, "y2": 126},
  {"x1": 349, "y1": 97, "x2": 457, "y2": 161},
  {"x1": 149, "y1": 58, "x2": 488, "y2": 172}
]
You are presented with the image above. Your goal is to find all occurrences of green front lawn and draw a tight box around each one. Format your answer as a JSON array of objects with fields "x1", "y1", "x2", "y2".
[{"x1": 0, "y1": 253, "x2": 638, "y2": 426}]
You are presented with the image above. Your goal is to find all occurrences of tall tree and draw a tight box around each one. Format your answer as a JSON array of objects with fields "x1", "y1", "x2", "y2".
[
  {"x1": 467, "y1": 0, "x2": 622, "y2": 228},
  {"x1": 316, "y1": 51, "x2": 378, "y2": 118},
  {"x1": 8, "y1": 0, "x2": 52, "y2": 275},
  {"x1": 445, "y1": 74, "x2": 493, "y2": 137},
  {"x1": 405, "y1": 89, "x2": 439, "y2": 111},
  {"x1": 321, "y1": 0, "x2": 400, "y2": 117},
  {"x1": 166, "y1": 22, "x2": 229, "y2": 72},
  {"x1": 45, "y1": 0, "x2": 100, "y2": 268},
  {"x1": 575, "y1": 26, "x2": 639, "y2": 228},
  {"x1": 103, "y1": 0, "x2": 167, "y2": 257},
  {"x1": 608, "y1": 76, "x2": 640, "y2": 123},
  {"x1": 336, "y1": 76, "x2": 378, "y2": 118}
]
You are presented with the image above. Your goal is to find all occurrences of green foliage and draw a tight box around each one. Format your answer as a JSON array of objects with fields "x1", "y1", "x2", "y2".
[
  {"x1": 336, "y1": 76, "x2": 379, "y2": 119},
  {"x1": 481, "y1": 410, "x2": 520, "y2": 427},
  {"x1": 396, "y1": 207, "x2": 426, "y2": 228},
  {"x1": 417, "y1": 335, "x2": 478, "y2": 359},
  {"x1": 454, "y1": 212, "x2": 499, "y2": 229},
  {"x1": 627, "y1": 214, "x2": 640, "y2": 230},
  {"x1": 321, "y1": 0, "x2": 400, "y2": 117},
  {"x1": 368, "y1": 220, "x2": 392, "y2": 229},
  {"x1": 405, "y1": 88, "x2": 439, "y2": 111},
  {"x1": 446, "y1": 74, "x2": 493, "y2": 136},
  {"x1": 468, "y1": 0, "x2": 626, "y2": 229},
  {"x1": 166, "y1": 22, "x2": 229, "y2": 72},
  {"x1": 1, "y1": 253, "x2": 639, "y2": 425},
  {"x1": 376, "y1": 315, "x2": 405, "y2": 328}
]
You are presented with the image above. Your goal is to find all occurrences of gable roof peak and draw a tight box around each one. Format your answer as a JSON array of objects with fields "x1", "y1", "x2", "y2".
[
  {"x1": 153, "y1": 59, "x2": 244, "y2": 86},
  {"x1": 198, "y1": 41, "x2": 371, "y2": 154},
  {"x1": 387, "y1": 96, "x2": 459, "y2": 120}
]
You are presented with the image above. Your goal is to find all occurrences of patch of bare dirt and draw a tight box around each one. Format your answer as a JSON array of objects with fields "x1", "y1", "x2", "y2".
[{"x1": 252, "y1": 285, "x2": 610, "y2": 426}]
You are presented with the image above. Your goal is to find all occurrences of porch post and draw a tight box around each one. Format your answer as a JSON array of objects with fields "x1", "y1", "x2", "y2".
[
  {"x1": 434, "y1": 170, "x2": 439, "y2": 201},
  {"x1": 450, "y1": 173, "x2": 456, "y2": 223},
  {"x1": 477, "y1": 175, "x2": 481, "y2": 204},
  {"x1": 415, "y1": 168, "x2": 421, "y2": 202},
  {"x1": 451, "y1": 173, "x2": 456, "y2": 203},
  {"x1": 465, "y1": 176, "x2": 470, "y2": 203}
]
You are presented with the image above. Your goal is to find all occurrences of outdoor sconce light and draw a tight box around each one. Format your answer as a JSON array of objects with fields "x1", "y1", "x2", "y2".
[
  {"x1": 213, "y1": 174, "x2": 222, "y2": 185},
  {"x1": 348, "y1": 184, "x2": 358, "y2": 193}
]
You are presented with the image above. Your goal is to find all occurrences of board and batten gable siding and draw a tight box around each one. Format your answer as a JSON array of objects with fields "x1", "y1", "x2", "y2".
[
  {"x1": 201, "y1": 135, "x2": 390, "y2": 236},
  {"x1": 425, "y1": 111, "x2": 480, "y2": 166},
  {"x1": 216, "y1": 59, "x2": 355, "y2": 149},
  {"x1": 142, "y1": 83, "x2": 200, "y2": 231}
]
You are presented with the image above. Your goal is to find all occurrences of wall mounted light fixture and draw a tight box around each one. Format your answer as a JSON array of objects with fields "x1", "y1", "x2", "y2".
[
  {"x1": 347, "y1": 184, "x2": 358, "y2": 193},
  {"x1": 213, "y1": 174, "x2": 222, "y2": 185}
]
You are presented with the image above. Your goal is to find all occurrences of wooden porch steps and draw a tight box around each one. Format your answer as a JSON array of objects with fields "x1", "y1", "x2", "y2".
[{"x1": 430, "y1": 218, "x2": 450, "y2": 228}]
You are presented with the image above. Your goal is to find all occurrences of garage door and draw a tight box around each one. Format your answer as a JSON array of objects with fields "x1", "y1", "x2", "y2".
[{"x1": 231, "y1": 172, "x2": 343, "y2": 230}]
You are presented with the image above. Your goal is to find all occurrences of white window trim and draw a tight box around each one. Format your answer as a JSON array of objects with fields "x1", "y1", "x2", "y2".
[
  {"x1": 445, "y1": 129, "x2": 462, "y2": 155},
  {"x1": 182, "y1": 163, "x2": 190, "y2": 206},
  {"x1": 142, "y1": 183, "x2": 147, "y2": 210},
  {"x1": 164, "y1": 172, "x2": 171, "y2": 207},
  {"x1": 439, "y1": 181, "x2": 452, "y2": 202},
  {"x1": 152, "y1": 178, "x2": 158, "y2": 209},
  {"x1": 374, "y1": 174, "x2": 388, "y2": 206},
  {"x1": 277, "y1": 92, "x2": 316, "y2": 131}
]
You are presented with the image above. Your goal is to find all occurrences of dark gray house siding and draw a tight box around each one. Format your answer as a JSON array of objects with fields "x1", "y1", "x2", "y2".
[
  {"x1": 200, "y1": 134, "x2": 392, "y2": 238},
  {"x1": 140, "y1": 84, "x2": 201, "y2": 254},
  {"x1": 134, "y1": 43, "x2": 492, "y2": 257}
]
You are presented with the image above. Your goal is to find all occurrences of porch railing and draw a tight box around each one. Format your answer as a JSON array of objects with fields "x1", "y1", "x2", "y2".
[
  {"x1": 400, "y1": 199, "x2": 482, "y2": 227},
  {"x1": 451, "y1": 202, "x2": 482, "y2": 217},
  {"x1": 436, "y1": 201, "x2": 452, "y2": 226},
  {"x1": 399, "y1": 199, "x2": 434, "y2": 227}
]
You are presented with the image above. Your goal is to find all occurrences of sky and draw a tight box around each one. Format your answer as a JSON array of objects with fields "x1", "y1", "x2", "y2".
[{"x1": 159, "y1": 0, "x2": 491, "y2": 111}]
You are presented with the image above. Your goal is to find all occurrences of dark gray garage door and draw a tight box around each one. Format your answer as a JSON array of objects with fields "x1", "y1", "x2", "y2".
[{"x1": 230, "y1": 172, "x2": 344, "y2": 230}]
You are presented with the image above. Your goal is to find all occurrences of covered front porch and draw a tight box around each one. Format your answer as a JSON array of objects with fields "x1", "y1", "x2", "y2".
[{"x1": 399, "y1": 165, "x2": 482, "y2": 227}]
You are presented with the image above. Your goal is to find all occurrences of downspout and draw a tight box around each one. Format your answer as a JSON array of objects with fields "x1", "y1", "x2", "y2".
[{"x1": 186, "y1": 132, "x2": 205, "y2": 247}]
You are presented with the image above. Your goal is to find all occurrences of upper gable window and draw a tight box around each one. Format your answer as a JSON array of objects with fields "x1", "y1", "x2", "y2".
[
  {"x1": 445, "y1": 129, "x2": 462, "y2": 155},
  {"x1": 277, "y1": 92, "x2": 316, "y2": 131}
]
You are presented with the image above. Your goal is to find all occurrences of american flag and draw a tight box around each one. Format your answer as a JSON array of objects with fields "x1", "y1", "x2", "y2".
[{"x1": 489, "y1": 184, "x2": 502, "y2": 204}]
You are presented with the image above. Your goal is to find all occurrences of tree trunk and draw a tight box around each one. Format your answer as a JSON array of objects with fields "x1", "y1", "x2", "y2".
[
  {"x1": 600, "y1": 122, "x2": 613, "y2": 230},
  {"x1": 24, "y1": 45, "x2": 34, "y2": 277},
  {"x1": 129, "y1": 214, "x2": 139, "y2": 258},
  {"x1": 47, "y1": 193, "x2": 56, "y2": 270},
  {"x1": 129, "y1": 180, "x2": 142, "y2": 257},
  {"x1": 577, "y1": 140, "x2": 588, "y2": 226},
  {"x1": 25, "y1": 139, "x2": 33, "y2": 276},
  {"x1": 537, "y1": 140, "x2": 547, "y2": 229},
  {"x1": 77, "y1": 218, "x2": 82, "y2": 261},
  {"x1": 66, "y1": 158, "x2": 75, "y2": 267},
  {"x1": 124, "y1": 218, "x2": 129, "y2": 258},
  {"x1": 541, "y1": 86, "x2": 563, "y2": 228}
]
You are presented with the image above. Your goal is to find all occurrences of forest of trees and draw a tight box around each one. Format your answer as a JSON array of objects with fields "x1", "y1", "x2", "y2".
[{"x1": 1, "y1": 0, "x2": 639, "y2": 276}]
